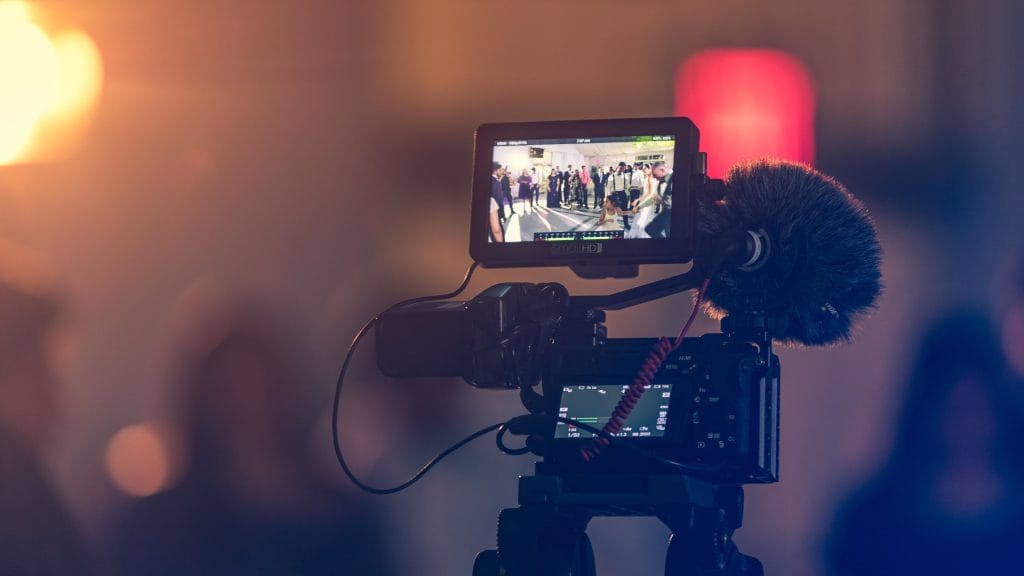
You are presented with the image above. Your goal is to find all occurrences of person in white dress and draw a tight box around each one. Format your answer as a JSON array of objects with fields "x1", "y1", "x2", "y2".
[{"x1": 624, "y1": 164, "x2": 662, "y2": 239}]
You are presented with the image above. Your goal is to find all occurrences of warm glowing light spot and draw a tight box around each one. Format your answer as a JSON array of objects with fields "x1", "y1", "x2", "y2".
[
  {"x1": 0, "y1": 1, "x2": 60, "y2": 164},
  {"x1": 49, "y1": 30, "x2": 104, "y2": 119},
  {"x1": 0, "y1": 1, "x2": 103, "y2": 165},
  {"x1": 105, "y1": 423, "x2": 174, "y2": 498},
  {"x1": 675, "y1": 49, "x2": 816, "y2": 178}
]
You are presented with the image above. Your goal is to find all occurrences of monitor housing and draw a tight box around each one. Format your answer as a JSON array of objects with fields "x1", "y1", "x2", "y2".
[{"x1": 469, "y1": 117, "x2": 701, "y2": 272}]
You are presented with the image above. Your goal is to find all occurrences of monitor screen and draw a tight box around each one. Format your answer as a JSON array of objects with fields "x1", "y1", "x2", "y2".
[
  {"x1": 470, "y1": 117, "x2": 699, "y2": 269},
  {"x1": 489, "y1": 135, "x2": 676, "y2": 243}
]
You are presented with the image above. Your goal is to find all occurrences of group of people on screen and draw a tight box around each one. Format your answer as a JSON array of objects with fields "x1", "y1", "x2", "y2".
[{"x1": 489, "y1": 160, "x2": 672, "y2": 242}]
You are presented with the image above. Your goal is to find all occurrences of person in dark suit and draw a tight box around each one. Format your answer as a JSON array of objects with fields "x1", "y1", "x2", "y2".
[
  {"x1": 561, "y1": 164, "x2": 573, "y2": 205},
  {"x1": 590, "y1": 166, "x2": 602, "y2": 210},
  {"x1": 490, "y1": 161, "x2": 507, "y2": 223},
  {"x1": 500, "y1": 166, "x2": 515, "y2": 215}
]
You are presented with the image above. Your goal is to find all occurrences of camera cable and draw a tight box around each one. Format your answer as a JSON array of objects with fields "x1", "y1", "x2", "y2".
[
  {"x1": 334, "y1": 263, "x2": 718, "y2": 494},
  {"x1": 580, "y1": 277, "x2": 712, "y2": 461},
  {"x1": 332, "y1": 261, "x2": 484, "y2": 495},
  {"x1": 496, "y1": 413, "x2": 722, "y2": 473}
]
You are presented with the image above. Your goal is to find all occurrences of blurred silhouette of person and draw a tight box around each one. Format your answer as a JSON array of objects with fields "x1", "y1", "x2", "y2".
[
  {"x1": 826, "y1": 310, "x2": 1024, "y2": 576},
  {"x1": 111, "y1": 300, "x2": 394, "y2": 576},
  {"x1": 0, "y1": 242, "x2": 95, "y2": 575}
]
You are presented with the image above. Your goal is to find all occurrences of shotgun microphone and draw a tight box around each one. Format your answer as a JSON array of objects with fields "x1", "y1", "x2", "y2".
[{"x1": 697, "y1": 159, "x2": 883, "y2": 346}]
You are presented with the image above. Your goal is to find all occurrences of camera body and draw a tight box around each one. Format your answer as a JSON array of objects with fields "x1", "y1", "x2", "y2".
[
  {"x1": 376, "y1": 280, "x2": 780, "y2": 485},
  {"x1": 540, "y1": 331, "x2": 779, "y2": 484}
]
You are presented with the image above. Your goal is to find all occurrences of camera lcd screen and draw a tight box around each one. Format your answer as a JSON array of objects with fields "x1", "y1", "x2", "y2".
[
  {"x1": 554, "y1": 383, "x2": 673, "y2": 439},
  {"x1": 490, "y1": 135, "x2": 676, "y2": 243},
  {"x1": 470, "y1": 118, "x2": 700, "y2": 269}
]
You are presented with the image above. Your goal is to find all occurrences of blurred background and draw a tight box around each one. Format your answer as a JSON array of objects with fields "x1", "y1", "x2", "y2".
[{"x1": 2, "y1": 0, "x2": 1023, "y2": 574}]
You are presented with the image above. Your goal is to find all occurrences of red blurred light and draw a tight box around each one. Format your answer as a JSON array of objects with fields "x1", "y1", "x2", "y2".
[{"x1": 675, "y1": 49, "x2": 816, "y2": 178}]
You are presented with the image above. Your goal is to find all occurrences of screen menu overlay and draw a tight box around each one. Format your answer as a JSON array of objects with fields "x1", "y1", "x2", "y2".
[{"x1": 555, "y1": 383, "x2": 672, "y2": 439}]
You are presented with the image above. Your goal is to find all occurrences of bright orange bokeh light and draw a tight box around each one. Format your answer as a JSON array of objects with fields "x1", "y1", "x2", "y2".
[
  {"x1": 0, "y1": 2, "x2": 59, "y2": 164},
  {"x1": 675, "y1": 49, "x2": 816, "y2": 178},
  {"x1": 105, "y1": 423, "x2": 177, "y2": 498},
  {"x1": 0, "y1": 1, "x2": 103, "y2": 166},
  {"x1": 50, "y1": 31, "x2": 104, "y2": 119}
]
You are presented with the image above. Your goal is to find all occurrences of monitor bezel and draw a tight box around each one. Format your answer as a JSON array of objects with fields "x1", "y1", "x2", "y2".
[{"x1": 469, "y1": 117, "x2": 699, "y2": 269}]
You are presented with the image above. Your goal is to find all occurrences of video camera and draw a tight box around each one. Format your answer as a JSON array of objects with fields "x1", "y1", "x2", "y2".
[{"x1": 354, "y1": 117, "x2": 880, "y2": 576}]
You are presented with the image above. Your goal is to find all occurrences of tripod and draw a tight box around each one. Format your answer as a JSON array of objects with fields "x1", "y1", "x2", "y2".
[{"x1": 472, "y1": 472, "x2": 763, "y2": 576}]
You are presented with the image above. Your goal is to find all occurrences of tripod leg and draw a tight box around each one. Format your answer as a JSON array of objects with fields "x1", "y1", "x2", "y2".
[
  {"x1": 722, "y1": 546, "x2": 764, "y2": 576},
  {"x1": 664, "y1": 507, "x2": 729, "y2": 576},
  {"x1": 663, "y1": 504, "x2": 770, "y2": 573},
  {"x1": 472, "y1": 550, "x2": 500, "y2": 576},
  {"x1": 565, "y1": 531, "x2": 595, "y2": 576},
  {"x1": 665, "y1": 534, "x2": 699, "y2": 576},
  {"x1": 497, "y1": 507, "x2": 595, "y2": 576}
]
